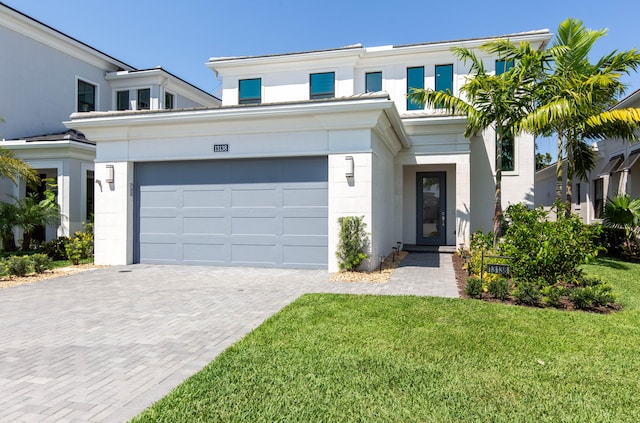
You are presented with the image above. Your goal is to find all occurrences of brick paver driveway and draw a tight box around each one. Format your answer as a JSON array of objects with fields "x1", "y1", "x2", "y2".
[{"x1": 0, "y1": 256, "x2": 457, "y2": 422}]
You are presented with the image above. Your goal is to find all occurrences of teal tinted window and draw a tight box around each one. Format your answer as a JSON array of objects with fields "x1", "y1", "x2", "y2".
[
  {"x1": 310, "y1": 72, "x2": 335, "y2": 99},
  {"x1": 435, "y1": 64, "x2": 453, "y2": 94},
  {"x1": 496, "y1": 59, "x2": 515, "y2": 75},
  {"x1": 497, "y1": 132, "x2": 515, "y2": 171},
  {"x1": 77, "y1": 80, "x2": 96, "y2": 112},
  {"x1": 116, "y1": 91, "x2": 129, "y2": 111},
  {"x1": 239, "y1": 78, "x2": 261, "y2": 104},
  {"x1": 406, "y1": 67, "x2": 424, "y2": 110},
  {"x1": 137, "y1": 88, "x2": 150, "y2": 110},
  {"x1": 365, "y1": 72, "x2": 382, "y2": 93}
]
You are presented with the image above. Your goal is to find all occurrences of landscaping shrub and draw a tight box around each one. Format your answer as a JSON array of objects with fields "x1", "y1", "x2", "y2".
[
  {"x1": 465, "y1": 277, "x2": 483, "y2": 298},
  {"x1": 6, "y1": 255, "x2": 33, "y2": 276},
  {"x1": 336, "y1": 216, "x2": 369, "y2": 271},
  {"x1": 31, "y1": 253, "x2": 52, "y2": 273},
  {"x1": 500, "y1": 202, "x2": 602, "y2": 285},
  {"x1": 488, "y1": 277, "x2": 511, "y2": 300},
  {"x1": 598, "y1": 226, "x2": 627, "y2": 257},
  {"x1": 541, "y1": 285, "x2": 564, "y2": 308},
  {"x1": 569, "y1": 287, "x2": 594, "y2": 310},
  {"x1": 39, "y1": 237, "x2": 70, "y2": 260},
  {"x1": 514, "y1": 281, "x2": 541, "y2": 306}
]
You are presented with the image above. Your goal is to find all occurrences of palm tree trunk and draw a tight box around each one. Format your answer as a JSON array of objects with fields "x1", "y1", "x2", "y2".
[
  {"x1": 21, "y1": 232, "x2": 31, "y2": 251},
  {"x1": 555, "y1": 131, "x2": 564, "y2": 202},
  {"x1": 493, "y1": 126, "x2": 504, "y2": 248},
  {"x1": 565, "y1": 137, "x2": 574, "y2": 217}
]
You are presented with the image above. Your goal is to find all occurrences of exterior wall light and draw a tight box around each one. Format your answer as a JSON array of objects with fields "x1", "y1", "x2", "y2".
[
  {"x1": 345, "y1": 156, "x2": 354, "y2": 178},
  {"x1": 105, "y1": 164, "x2": 115, "y2": 184}
]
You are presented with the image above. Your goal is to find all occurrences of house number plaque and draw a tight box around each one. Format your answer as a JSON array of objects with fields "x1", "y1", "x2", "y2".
[{"x1": 213, "y1": 144, "x2": 229, "y2": 152}]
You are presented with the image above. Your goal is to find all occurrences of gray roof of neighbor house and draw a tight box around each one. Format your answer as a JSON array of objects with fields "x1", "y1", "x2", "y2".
[{"x1": 19, "y1": 129, "x2": 94, "y2": 145}]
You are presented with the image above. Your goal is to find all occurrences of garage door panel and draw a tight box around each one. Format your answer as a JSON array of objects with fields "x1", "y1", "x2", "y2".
[
  {"x1": 139, "y1": 217, "x2": 179, "y2": 234},
  {"x1": 283, "y1": 187, "x2": 328, "y2": 207},
  {"x1": 231, "y1": 188, "x2": 278, "y2": 207},
  {"x1": 284, "y1": 245, "x2": 326, "y2": 266},
  {"x1": 283, "y1": 217, "x2": 327, "y2": 235},
  {"x1": 135, "y1": 157, "x2": 328, "y2": 268},
  {"x1": 183, "y1": 189, "x2": 227, "y2": 208},
  {"x1": 183, "y1": 217, "x2": 226, "y2": 235}
]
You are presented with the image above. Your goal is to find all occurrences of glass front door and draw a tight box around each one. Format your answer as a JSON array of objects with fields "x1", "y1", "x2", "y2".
[{"x1": 416, "y1": 172, "x2": 446, "y2": 245}]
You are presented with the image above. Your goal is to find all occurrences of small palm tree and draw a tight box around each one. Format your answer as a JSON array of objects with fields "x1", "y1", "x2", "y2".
[
  {"x1": 603, "y1": 194, "x2": 640, "y2": 251},
  {"x1": 14, "y1": 184, "x2": 61, "y2": 251},
  {"x1": 0, "y1": 202, "x2": 19, "y2": 252}
]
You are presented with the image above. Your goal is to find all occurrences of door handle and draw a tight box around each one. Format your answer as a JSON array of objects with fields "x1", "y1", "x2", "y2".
[{"x1": 441, "y1": 211, "x2": 445, "y2": 227}]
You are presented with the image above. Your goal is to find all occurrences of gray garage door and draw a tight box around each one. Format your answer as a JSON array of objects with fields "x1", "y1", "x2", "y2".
[{"x1": 134, "y1": 157, "x2": 328, "y2": 268}]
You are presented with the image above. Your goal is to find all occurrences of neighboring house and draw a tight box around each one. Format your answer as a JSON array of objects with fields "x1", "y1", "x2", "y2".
[
  {"x1": 68, "y1": 30, "x2": 551, "y2": 271},
  {"x1": 0, "y1": 2, "x2": 219, "y2": 243},
  {"x1": 535, "y1": 89, "x2": 640, "y2": 223}
]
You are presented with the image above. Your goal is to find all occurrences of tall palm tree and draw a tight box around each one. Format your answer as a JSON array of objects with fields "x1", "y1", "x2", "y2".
[
  {"x1": 521, "y1": 19, "x2": 640, "y2": 211},
  {"x1": 409, "y1": 40, "x2": 548, "y2": 247}
]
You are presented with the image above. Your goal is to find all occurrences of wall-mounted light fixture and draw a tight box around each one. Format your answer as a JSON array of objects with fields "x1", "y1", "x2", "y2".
[
  {"x1": 345, "y1": 156, "x2": 354, "y2": 178},
  {"x1": 105, "y1": 164, "x2": 115, "y2": 184}
]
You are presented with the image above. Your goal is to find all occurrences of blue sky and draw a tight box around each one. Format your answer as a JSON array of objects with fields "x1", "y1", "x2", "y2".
[{"x1": 4, "y1": 0, "x2": 640, "y2": 155}]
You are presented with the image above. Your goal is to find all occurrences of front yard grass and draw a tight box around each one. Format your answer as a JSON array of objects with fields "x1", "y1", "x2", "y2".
[{"x1": 132, "y1": 258, "x2": 640, "y2": 422}]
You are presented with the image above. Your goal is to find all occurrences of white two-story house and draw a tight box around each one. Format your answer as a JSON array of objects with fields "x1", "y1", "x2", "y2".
[
  {"x1": 0, "y1": 2, "x2": 219, "y2": 243},
  {"x1": 68, "y1": 30, "x2": 551, "y2": 271}
]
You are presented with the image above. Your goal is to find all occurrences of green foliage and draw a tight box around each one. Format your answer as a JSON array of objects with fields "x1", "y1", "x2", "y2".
[
  {"x1": 39, "y1": 237, "x2": 70, "y2": 260},
  {"x1": 30, "y1": 253, "x2": 52, "y2": 273},
  {"x1": 5, "y1": 255, "x2": 33, "y2": 276},
  {"x1": 541, "y1": 285, "x2": 564, "y2": 308},
  {"x1": 464, "y1": 277, "x2": 483, "y2": 298},
  {"x1": 514, "y1": 281, "x2": 541, "y2": 306},
  {"x1": 0, "y1": 202, "x2": 18, "y2": 252},
  {"x1": 336, "y1": 216, "x2": 369, "y2": 271},
  {"x1": 500, "y1": 202, "x2": 603, "y2": 285},
  {"x1": 603, "y1": 194, "x2": 640, "y2": 252},
  {"x1": 13, "y1": 179, "x2": 61, "y2": 250},
  {"x1": 63, "y1": 227, "x2": 94, "y2": 265},
  {"x1": 487, "y1": 277, "x2": 511, "y2": 300},
  {"x1": 469, "y1": 229, "x2": 493, "y2": 252}
]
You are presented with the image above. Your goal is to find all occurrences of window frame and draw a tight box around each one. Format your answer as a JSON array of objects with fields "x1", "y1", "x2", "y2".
[
  {"x1": 76, "y1": 77, "x2": 98, "y2": 112},
  {"x1": 365, "y1": 71, "x2": 383, "y2": 93},
  {"x1": 593, "y1": 178, "x2": 604, "y2": 219},
  {"x1": 238, "y1": 78, "x2": 262, "y2": 105},
  {"x1": 496, "y1": 131, "x2": 515, "y2": 172},
  {"x1": 495, "y1": 59, "x2": 515, "y2": 75},
  {"x1": 164, "y1": 91, "x2": 175, "y2": 110},
  {"x1": 309, "y1": 72, "x2": 335, "y2": 100},
  {"x1": 136, "y1": 88, "x2": 151, "y2": 110},
  {"x1": 406, "y1": 66, "x2": 424, "y2": 110},
  {"x1": 116, "y1": 90, "x2": 130, "y2": 111}
]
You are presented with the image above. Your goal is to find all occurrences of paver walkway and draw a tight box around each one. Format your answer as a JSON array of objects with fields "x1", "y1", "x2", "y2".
[{"x1": 0, "y1": 253, "x2": 457, "y2": 423}]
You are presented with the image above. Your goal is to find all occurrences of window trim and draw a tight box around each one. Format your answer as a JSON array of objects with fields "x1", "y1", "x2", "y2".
[
  {"x1": 309, "y1": 72, "x2": 335, "y2": 100},
  {"x1": 406, "y1": 66, "x2": 425, "y2": 110},
  {"x1": 75, "y1": 76, "x2": 99, "y2": 112},
  {"x1": 365, "y1": 71, "x2": 383, "y2": 93},
  {"x1": 238, "y1": 78, "x2": 262, "y2": 105}
]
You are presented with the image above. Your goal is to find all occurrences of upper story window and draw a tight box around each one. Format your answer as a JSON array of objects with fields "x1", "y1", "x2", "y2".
[
  {"x1": 77, "y1": 79, "x2": 96, "y2": 112},
  {"x1": 238, "y1": 78, "x2": 262, "y2": 104},
  {"x1": 406, "y1": 66, "x2": 424, "y2": 110},
  {"x1": 165, "y1": 92, "x2": 175, "y2": 109},
  {"x1": 365, "y1": 72, "x2": 382, "y2": 93},
  {"x1": 496, "y1": 59, "x2": 515, "y2": 75},
  {"x1": 116, "y1": 91, "x2": 129, "y2": 111},
  {"x1": 435, "y1": 64, "x2": 453, "y2": 94},
  {"x1": 310, "y1": 72, "x2": 335, "y2": 99},
  {"x1": 137, "y1": 88, "x2": 150, "y2": 110}
]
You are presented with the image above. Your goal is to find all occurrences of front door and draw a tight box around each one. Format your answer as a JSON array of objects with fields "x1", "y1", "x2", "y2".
[{"x1": 416, "y1": 172, "x2": 446, "y2": 245}]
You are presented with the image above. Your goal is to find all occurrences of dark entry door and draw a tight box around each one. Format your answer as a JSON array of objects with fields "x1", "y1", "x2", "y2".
[{"x1": 416, "y1": 172, "x2": 446, "y2": 245}]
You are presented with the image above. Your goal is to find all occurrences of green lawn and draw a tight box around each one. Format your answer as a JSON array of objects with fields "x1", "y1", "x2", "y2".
[{"x1": 132, "y1": 258, "x2": 640, "y2": 422}]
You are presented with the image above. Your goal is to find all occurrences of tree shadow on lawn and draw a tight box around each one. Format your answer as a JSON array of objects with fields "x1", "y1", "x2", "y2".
[{"x1": 593, "y1": 256, "x2": 630, "y2": 271}]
